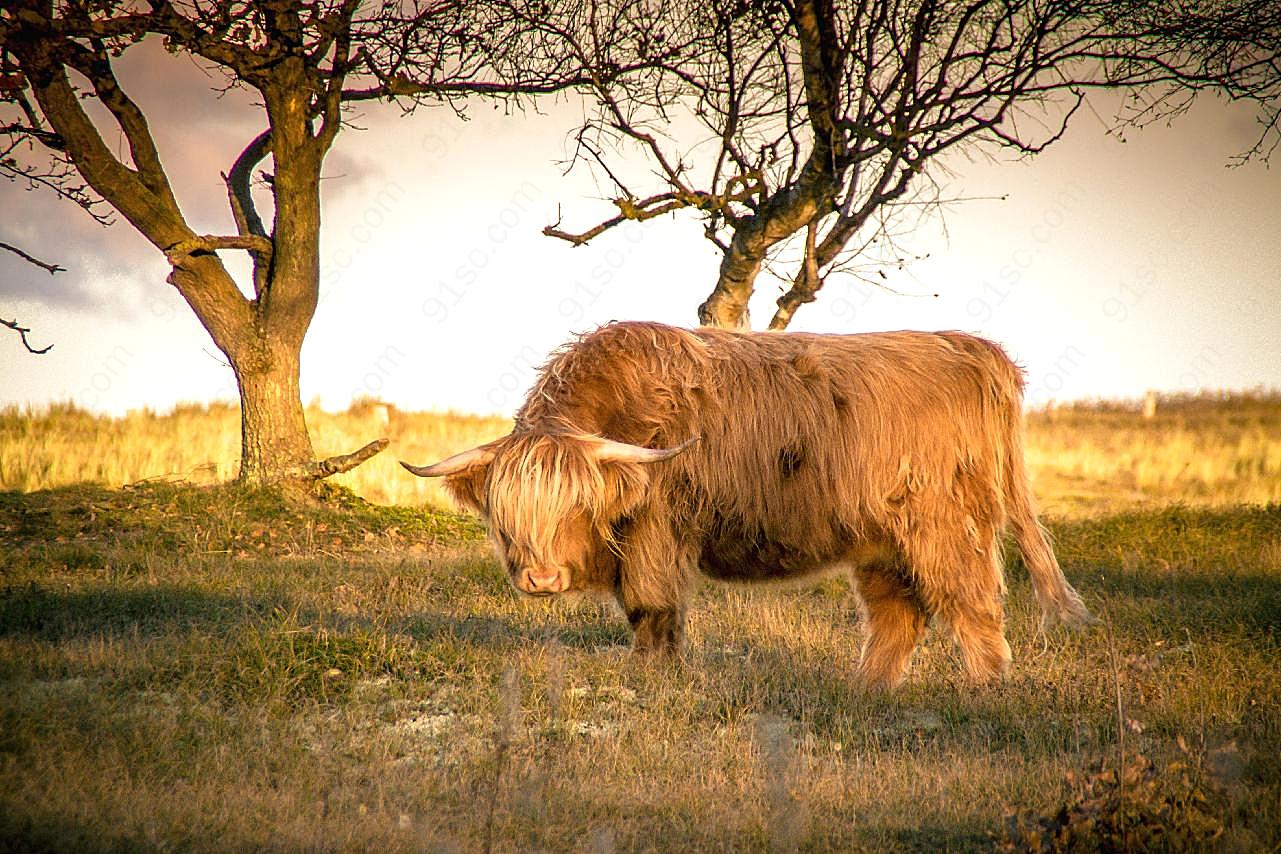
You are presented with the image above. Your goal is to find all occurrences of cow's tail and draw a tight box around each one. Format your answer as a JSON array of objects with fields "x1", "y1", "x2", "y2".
[{"x1": 1000, "y1": 392, "x2": 1095, "y2": 631}]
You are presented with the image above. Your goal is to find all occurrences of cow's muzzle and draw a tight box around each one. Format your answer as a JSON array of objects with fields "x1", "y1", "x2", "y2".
[{"x1": 518, "y1": 568, "x2": 565, "y2": 595}]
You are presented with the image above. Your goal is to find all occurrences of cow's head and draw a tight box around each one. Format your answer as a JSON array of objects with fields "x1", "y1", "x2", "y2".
[{"x1": 401, "y1": 433, "x2": 694, "y2": 595}]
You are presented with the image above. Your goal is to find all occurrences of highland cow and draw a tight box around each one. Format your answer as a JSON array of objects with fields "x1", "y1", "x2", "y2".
[{"x1": 402, "y1": 321, "x2": 1091, "y2": 688}]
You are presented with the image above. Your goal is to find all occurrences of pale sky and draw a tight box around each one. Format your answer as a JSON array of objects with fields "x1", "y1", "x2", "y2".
[{"x1": 2, "y1": 41, "x2": 1278, "y2": 417}]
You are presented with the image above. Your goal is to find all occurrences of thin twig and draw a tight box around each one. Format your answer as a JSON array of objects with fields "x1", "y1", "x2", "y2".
[
  {"x1": 1102, "y1": 609, "x2": 1128, "y2": 848},
  {"x1": 0, "y1": 242, "x2": 66, "y2": 275},
  {"x1": 483, "y1": 664, "x2": 520, "y2": 854},
  {"x1": 1, "y1": 316, "x2": 53, "y2": 354}
]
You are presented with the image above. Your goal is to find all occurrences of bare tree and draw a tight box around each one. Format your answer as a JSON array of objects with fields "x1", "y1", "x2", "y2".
[
  {"x1": 1110, "y1": 0, "x2": 1281, "y2": 165},
  {"x1": 537, "y1": 0, "x2": 1274, "y2": 330},
  {"x1": 0, "y1": 1, "x2": 632, "y2": 483}
]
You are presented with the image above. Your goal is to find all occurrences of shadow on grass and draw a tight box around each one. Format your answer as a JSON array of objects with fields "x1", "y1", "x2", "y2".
[
  {"x1": 0, "y1": 583, "x2": 250, "y2": 642},
  {"x1": 395, "y1": 608, "x2": 631, "y2": 653},
  {"x1": 0, "y1": 574, "x2": 621, "y2": 680},
  {"x1": 879, "y1": 822, "x2": 993, "y2": 852},
  {"x1": 1088, "y1": 569, "x2": 1281, "y2": 639},
  {"x1": 1051, "y1": 505, "x2": 1281, "y2": 639},
  {"x1": 679, "y1": 634, "x2": 1055, "y2": 753},
  {"x1": 0, "y1": 810, "x2": 141, "y2": 854}
]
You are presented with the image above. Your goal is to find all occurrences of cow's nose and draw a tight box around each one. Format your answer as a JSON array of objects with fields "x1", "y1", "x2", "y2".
[{"x1": 522, "y1": 568, "x2": 563, "y2": 594}]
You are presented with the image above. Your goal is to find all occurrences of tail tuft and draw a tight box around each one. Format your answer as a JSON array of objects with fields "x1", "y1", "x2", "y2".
[
  {"x1": 1038, "y1": 580, "x2": 1097, "y2": 631},
  {"x1": 1003, "y1": 451, "x2": 1095, "y2": 630}
]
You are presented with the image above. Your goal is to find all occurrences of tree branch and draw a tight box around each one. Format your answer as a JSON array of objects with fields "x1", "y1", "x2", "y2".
[
  {"x1": 22, "y1": 63, "x2": 188, "y2": 249},
  {"x1": 1, "y1": 316, "x2": 52, "y2": 354},
  {"x1": 164, "y1": 234, "x2": 274, "y2": 265},
  {"x1": 224, "y1": 130, "x2": 273, "y2": 241},
  {"x1": 769, "y1": 217, "x2": 823, "y2": 330},
  {"x1": 73, "y1": 38, "x2": 178, "y2": 205},
  {"x1": 315, "y1": 0, "x2": 361, "y2": 150},
  {"x1": 794, "y1": 0, "x2": 843, "y2": 169},
  {"x1": 0, "y1": 241, "x2": 65, "y2": 275},
  {"x1": 223, "y1": 129, "x2": 273, "y2": 296},
  {"x1": 543, "y1": 179, "x2": 760, "y2": 246},
  {"x1": 303, "y1": 437, "x2": 389, "y2": 478}
]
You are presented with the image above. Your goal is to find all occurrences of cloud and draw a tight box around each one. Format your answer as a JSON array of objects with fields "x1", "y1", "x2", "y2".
[
  {"x1": 0, "y1": 184, "x2": 155, "y2": 313},
  {"x1": 0, "y1": 35, "x2": 388, "y2": 318}
]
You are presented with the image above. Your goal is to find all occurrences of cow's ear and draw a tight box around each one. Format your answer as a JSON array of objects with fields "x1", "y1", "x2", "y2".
[
  {"x1": 400, "y1": 439, "x2": 502, "y2": 516},
  {"x1": 442, "y1": 466, "x2": 490, "y2": 516},
  {"x1": 598, "y1": 458, "x2": 652, "y2": 519}
]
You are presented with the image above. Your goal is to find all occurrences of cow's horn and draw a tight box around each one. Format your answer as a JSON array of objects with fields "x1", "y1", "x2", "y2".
[
  {"x1": 400, "y1": 445, "x2": 495, "y2": 477},
  {"x1": 589, "y1": 436, "x2": 700, "y2": 464}
]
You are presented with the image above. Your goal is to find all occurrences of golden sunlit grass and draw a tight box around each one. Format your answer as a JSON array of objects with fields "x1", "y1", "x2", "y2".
[
  {"x1": 4, "y1": 390, "x2": 1281, "y2": 511},
  {"x1": 1, "y1": 393, "x2": 1278, "y2": 850},
  {"x1": 0, "y1": 398, "x2": 512, "y2": 509},
  {"x1": 1024, "y1": 391, "x2": 1281, "y2": 514}
]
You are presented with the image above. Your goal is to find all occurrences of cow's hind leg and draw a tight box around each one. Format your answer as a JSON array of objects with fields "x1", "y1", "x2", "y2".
[
  {"x1": 908, "y1": 521, "x2": 1011, "y2": 684},
  {"x1": 941, "y1": 593, "x2": 1010, "y2": 684},
  {"x1": 852, "y1": 560, "x2": 928, "y2": 690}
]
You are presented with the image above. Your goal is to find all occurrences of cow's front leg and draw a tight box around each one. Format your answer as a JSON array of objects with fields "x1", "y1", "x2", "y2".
[
  {"x1": 612, "y1": 505, "x2": 693, "y2": 657},
  {"x1": 625, "y1": 605, "x2": 686, "y2": 655}
]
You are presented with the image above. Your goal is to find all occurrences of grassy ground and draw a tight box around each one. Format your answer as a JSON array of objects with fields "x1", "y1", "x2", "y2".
[
  {"x1": 1, "y1": 394, "x2": 1279, "y2": 850},
  {"x1": 1, "y1": 485, "x2": 1278, "y2": 850}
]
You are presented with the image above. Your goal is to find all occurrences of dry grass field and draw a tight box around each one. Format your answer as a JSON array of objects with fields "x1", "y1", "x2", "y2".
[
  {"x1": 0, "y1": 399, "x2": 513, "y2": 510},
  {"x1": 1024, "y1": 392, "x2": 1281, "y2": 514},
  {"x1": 1, "y1": 393, "x2": 1278, "y2": 850},
  {"x1": 4, "y1": 391, "x2": 1280, "y2": 511}
]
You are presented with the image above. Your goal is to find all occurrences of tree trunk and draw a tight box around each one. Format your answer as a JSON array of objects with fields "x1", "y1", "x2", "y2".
[
  {"x1": 699, "y1": 190, "x2": 825, "y2": 330},
  {"x1": 697, "y1": 0, "x2": 841, "y2": 332},
  {"x1": 698, "y1": 234, "x2": 762, "y2": 329},
  {"x1": 230, "y1": 334, "x2": 315, "y2": 483}
]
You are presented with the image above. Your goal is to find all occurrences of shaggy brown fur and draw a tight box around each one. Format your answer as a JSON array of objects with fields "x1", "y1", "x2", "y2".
[{"x1": 403, "y1": 321, "x2": 1092, "y2": 688}]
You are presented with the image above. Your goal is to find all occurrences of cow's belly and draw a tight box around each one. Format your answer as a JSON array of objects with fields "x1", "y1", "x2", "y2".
[
  {"x1": 697, "y1": 528, "x2": 833, "y2": 582},
  {"x1": 695, "y1": 511, "x2": 894, "y2": 582}
]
